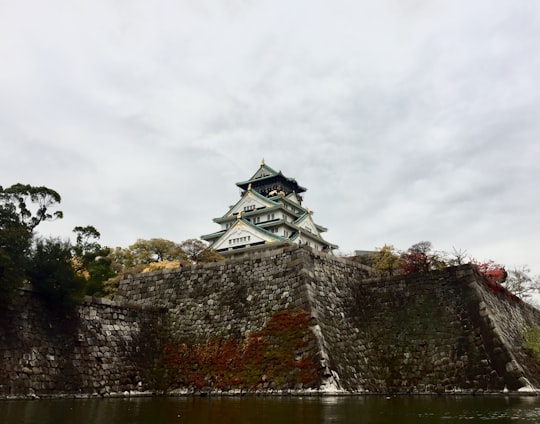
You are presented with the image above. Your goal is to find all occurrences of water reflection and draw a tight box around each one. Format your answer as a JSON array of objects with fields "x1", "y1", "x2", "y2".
[{"x1": 1, "y1": 395, "x2": 540, "y2": 424}]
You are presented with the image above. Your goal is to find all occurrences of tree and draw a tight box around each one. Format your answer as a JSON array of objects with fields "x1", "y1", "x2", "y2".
[
  {"x1": 372, "y1": 245, "x2": 402, "y2": 277},
  {"x1": 123, "y1": 238, "x2": 189, "y2": 268},
  {"x1": 73, "y1": 225, "x2": 102, "y2": 256},
  {"x1": 470, "y1": 260, "x2": 507, "y2": 285},
  {"x1": 72, "y1": 226, "x2": 114, "y2": 297},
  {"x1": 112, "y1": 238, "x2": 223, "y2": 269},
  {"x1": 27, "y1": 238, "x2": 86, "y2": 309},
  {"x1": 180, "y1": 239, "x2": 224, "y2": 264},
  {"x1": 0, "y1": 184, "x2": 62, "y2": 231},
  {"x1": 195, "y1": 247, "x2": 225, "y2": 264},
  {"x1": 400, "y1": 241, "x2": 448, "y2": 275},
  {"x1": 447, "y1": 247, "x2": 470, "y2": 266},
  {"x1": 104, "y1": 238, "x2": 224, "y2": 296},
  {"x1": 104, "y1": 239, "x2": 190, "y2": 295},
  {"x1": 503, "y1": 265, "x2": 540, "y2": 299},
  {"x1": 401, "y1": 241, "x2": 433, "y2": 274},
  {"x1": 0, "y1": 184, "x2": 62, "y2": 300},
  {"x1": 0, "y1": 205, "x2": 32, "y2": 300}
]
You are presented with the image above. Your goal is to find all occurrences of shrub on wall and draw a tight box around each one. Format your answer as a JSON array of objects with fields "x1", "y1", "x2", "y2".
[{"x1": 522, "y1": 325, "x2": 540, "y2": 362}]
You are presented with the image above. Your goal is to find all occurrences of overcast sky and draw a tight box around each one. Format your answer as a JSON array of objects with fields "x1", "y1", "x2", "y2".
[{"x1": 1, "y1": 0, "x2": 539, "y2": 275}]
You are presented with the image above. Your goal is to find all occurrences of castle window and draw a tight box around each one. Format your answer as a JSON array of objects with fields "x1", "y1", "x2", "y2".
[{"x1": 229, "y1": 235, "x2": 251, "y2": 245}]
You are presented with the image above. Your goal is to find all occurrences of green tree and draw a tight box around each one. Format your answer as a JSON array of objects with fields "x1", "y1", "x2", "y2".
[
  {"x1": 72, "y1": 226, "x2": 114, "y2": 297},
  {"x1": 0, "y1": 205, "x2": 32, "y2": 300},
  {"x1": 27, "y1": 238, "x2": 86, "y2": 309},
  {"x1": 0, "y1": 184, "x2": 62, "y2": 231},
  {"x1": 0, "y1": 184, "x2": 63, "y2": 300}
]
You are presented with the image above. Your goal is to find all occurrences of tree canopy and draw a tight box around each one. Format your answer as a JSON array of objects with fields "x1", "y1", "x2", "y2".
[
  {"x1": 72, "y1": 226, "x2": 115, "y2": 297},
  {"x1": 27, "y1": 237, "x2": 86, "y2": 310},
  {"x1": 0, "y1": 184, "x2": 62, "y2": 230},
  {"x1": 1, "y1": 184, "x2": 64, "y2": 300},
  {"x1": 0, "y1": 184, "x2": 112, "y2": 304},
  {"x1": 103, "y1": 238, "x2": 224, "y2": 294},
  {"x1": 371, "y1": 244, "x2": 402, "y2": 277},
  {"x1": 0, "y1": 204, "x2": 32, "y2": 299}
]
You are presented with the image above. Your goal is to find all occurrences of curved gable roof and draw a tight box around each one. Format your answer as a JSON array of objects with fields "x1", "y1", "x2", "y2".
[
  {"x1": 211, "y1": 218, "x2": 284, "y2": 251},
  {"x1": 224, "y1": 188, "x2": 279, "y2": 217}
]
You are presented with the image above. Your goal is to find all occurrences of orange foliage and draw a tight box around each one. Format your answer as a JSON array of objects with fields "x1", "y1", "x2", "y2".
[{"x1": 141, "y1": 260, "x2": 182, "y2": 273}]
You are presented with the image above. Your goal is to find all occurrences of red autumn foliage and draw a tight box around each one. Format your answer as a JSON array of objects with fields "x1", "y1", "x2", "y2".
[
  {"x1": 472, "y1": 260, "x2": 507, "y2": 284},
  {"x1": 164, "y1": 309, "x2": 321, "y2": 390},
  {"x1": 401, "y1": 251, "x2": 431, "y2": 275},
  {"x1": 471, "y1": 260, "x2": 519, "y2": 301}
]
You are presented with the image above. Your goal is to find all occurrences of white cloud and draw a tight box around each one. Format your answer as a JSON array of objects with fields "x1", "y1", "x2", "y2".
[{"x1": 1, "y1": 0, "x2": 539, "y2": 276}]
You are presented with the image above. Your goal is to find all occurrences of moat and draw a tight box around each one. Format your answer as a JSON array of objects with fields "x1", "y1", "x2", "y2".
[{"x1": 2, "y1": 396, "x2": 540, "y2": 423}]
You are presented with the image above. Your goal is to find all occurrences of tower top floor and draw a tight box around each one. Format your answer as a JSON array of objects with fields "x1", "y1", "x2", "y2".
[
  {"x1": 201, "y1": 161, "x2": 337, "y2": 255},
  {"x1": 235, "y1": 160, "x2": 307, "y2": 200}
]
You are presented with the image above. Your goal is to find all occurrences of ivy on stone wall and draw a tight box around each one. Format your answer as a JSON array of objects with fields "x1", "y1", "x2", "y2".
[
  {"x1": 163, "y1": 309, "x2": 321, "y2": 391},
  {"x1": 131, "y1": 313, "x2": 175, "y2": 393},
  {"x1": 522, "y1": 325, "x2": 540, "y2": 362}
]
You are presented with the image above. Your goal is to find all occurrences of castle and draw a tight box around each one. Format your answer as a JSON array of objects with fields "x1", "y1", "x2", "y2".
[{"x1": 201, "y1": 161, "x2": 337, "y2": 254}]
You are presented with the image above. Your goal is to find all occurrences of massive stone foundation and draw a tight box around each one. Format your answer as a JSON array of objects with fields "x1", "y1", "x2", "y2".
[{"x1": 2, "y1": 244, "x2": 540, "y2": 397}]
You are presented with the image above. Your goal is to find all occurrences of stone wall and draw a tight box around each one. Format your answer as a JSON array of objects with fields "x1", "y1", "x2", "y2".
[
  {"x1": 114, "y1": 244, "x2": 325, "y2": 342},
  {"x1": 115, "y1": 244, "x2": 540, "y2": 393},
  {"x1": 0, "y1": 287, "x2": 165, "y2": 397},
  {"x1": 2, "y1": 244, "x2": 540, "y2": 397},
  {"x1": 469, "y1": 275, "x2": 540, "y2": 390},
  {"x1": 297, "y1": 247, "x2": 540, "y2": 392},
  {"x1": 305, "y1": 260, "x2": 535, "y2": 392}
]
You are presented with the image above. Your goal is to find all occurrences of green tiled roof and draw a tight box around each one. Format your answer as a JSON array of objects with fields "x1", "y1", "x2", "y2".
[{"x1": 236, "y1": 162, "x2": 307, "y2": 193}]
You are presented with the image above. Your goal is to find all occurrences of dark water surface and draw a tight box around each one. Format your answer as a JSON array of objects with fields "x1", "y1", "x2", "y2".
[{"x1": 2, "y1": 395, "x2": 540, "y2": 424}]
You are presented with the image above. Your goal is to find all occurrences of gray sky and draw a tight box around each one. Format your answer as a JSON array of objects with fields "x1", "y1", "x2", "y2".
[{"x1": 1, "y1": 0, "x2": 539, "y2": 275}]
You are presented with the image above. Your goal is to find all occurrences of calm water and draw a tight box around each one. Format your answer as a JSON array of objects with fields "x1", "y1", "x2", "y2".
[{"x1": 1, "y1": 395, "x2": 540, "y2": 424}]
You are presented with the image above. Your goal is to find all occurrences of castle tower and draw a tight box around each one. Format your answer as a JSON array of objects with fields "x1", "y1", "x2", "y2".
[{"x1": 201, "y1": 161, "x2": 338, "y2": 254}]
